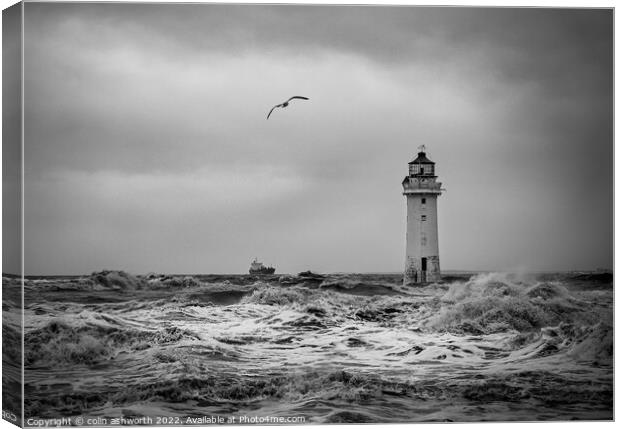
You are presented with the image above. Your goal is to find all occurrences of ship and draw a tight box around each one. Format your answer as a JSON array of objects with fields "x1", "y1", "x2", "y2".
[{"x1": 249, "y1": 258, "x2": 276, "y2": 275}]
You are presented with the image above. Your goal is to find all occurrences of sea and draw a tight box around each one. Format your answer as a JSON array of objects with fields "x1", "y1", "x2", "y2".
[{"x1": 2, "y1": 270, "x2": 613, "y2": 424}]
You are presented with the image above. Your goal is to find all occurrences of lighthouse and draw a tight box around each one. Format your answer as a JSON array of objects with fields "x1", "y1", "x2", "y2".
[{"x1": 402, "y1": 145, "x2": 443, "y2": 285}]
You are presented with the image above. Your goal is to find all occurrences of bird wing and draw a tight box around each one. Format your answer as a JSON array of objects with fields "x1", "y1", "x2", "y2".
[
  {"x1": 267, "y1": 105, "x2": 279, "y2": 119},
  {"x1": 287, "y1": 96, "x2": 309, "y2": 102}
]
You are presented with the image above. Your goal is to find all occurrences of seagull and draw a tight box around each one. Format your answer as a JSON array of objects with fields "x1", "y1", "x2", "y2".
[{"x1": 267, "y1": 96, "x2": 309, "y2": 119}]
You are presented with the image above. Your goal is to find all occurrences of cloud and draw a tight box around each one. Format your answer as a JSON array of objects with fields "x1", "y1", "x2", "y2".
[{"x1": 20, "y1": 3, "x2": 612, "y2": 274}]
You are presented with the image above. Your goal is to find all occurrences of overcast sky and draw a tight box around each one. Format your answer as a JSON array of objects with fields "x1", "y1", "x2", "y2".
[{"x1": 18, "y1": 3, "x2": 612, "y2": 275}]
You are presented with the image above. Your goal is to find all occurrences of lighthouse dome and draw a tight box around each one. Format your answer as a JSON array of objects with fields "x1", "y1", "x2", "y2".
[{"x1": 408, "y1": 151, "x2": 435, "y2": 165}]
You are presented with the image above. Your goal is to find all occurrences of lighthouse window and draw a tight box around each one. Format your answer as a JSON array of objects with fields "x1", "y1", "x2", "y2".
[
  {"x1": 421, "y1": 215, "x2": 427, "y2": 221},
  {"x1": 421, "y1": 198, "x2": 426, "y2": 204}
]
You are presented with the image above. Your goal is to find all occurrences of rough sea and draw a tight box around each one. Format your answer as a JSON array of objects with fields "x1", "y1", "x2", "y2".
[{"x1": 2, "y1": 270, "x2": 613, "y2": 424}]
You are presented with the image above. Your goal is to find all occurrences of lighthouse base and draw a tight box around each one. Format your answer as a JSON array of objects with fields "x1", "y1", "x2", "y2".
[{"x1": 404, "y1": 255, "x2": 441, "y2": 285}]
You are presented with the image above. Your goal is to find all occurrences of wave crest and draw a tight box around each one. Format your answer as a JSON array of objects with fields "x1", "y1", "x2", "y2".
[
  {"x1": 429, "y1": 273, "x2": 596, "y2": 334},
  {"x1": 25, "y1": 316, "x2": 198, "y2": 366},
  {"x1": 240, "y1": 286, "x2": 310, "y2": 306}
]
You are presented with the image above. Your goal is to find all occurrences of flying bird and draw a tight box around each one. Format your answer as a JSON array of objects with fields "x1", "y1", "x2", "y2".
[{"x1": 267, "y1": 96, "x2": 309, "y2": 119}]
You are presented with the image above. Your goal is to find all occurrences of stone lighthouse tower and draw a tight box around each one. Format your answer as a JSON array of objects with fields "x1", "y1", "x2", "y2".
[{"x1": 402, "y1": 145, "x2": 443, "y2": 285}]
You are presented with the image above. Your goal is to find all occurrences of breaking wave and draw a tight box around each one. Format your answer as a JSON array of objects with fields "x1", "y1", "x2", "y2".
[
  {"x1": 428, "y1": 273, "x2": 601, "y2": 335},
  {"x1": 518, "y1": 322, "x2": 614, "y2": 365},
  {"x1": 25, "y1": 314, "x2": 198, "y2": 366}
]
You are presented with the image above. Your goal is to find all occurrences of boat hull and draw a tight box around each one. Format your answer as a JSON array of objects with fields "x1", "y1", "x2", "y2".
[{"x1": 249, "y1": 267, "x2": 276, "y2": 275}]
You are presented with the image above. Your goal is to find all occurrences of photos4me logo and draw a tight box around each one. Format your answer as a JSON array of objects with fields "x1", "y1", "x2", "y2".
[{"x1": 2, "y1": 410, "x2": 17, "y2": 422}]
